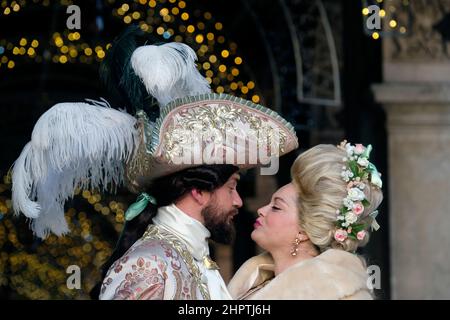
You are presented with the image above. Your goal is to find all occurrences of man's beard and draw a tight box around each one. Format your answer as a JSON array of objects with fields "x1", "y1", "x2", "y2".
[{"x1": 201, "y1": 202, "x2": 237, "y2": 244}]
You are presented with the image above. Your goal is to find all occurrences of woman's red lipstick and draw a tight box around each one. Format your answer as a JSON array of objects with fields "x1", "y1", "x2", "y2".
[{"x1": 253, "y1": 220, "x2": 262, "y2": 229}]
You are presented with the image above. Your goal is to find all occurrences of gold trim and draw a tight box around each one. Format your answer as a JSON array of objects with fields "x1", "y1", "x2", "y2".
[{"x1": 142, "y1": 224, "x2": 211, "y2": 300}]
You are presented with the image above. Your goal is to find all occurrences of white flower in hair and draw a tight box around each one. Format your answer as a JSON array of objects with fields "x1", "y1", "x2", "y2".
[
  {"x1": 343, "y1": 197, "x2": 354, "y2": 209},
  {"x1": 345, "y1": 143, "x2": 355, "y2": 157},
  {"x1": 341, "y1": 170, "x2": 353, "y2": 182},
  {"x1": 348, "y1": 187, "x2": 365, "y2": 201},
  {"x1": 345, "y1": 212, "x2": 358, "y2": 224},
  {"x1": 357, "y1": 157, "x2": 369, "y2": 167}
]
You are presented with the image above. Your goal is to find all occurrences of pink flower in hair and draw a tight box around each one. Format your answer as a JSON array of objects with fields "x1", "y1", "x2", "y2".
[
  {"x1": 353, "y1": 202, "x2": 365, "y2": 216},
  {"x1": 354, "y1": 144, "x2": 365, "y2": 155},
  {"x1": 334, "y1": 229, "x2": 348, "y2": 242},
  {"x1": 357, "y1": 230, "x2": 366, "y2": 240}
]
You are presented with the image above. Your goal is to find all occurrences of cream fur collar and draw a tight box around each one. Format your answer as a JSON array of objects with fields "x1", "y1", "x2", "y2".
[{"x1": 228, "y1": 249, "x2": 372, "y2": 300}]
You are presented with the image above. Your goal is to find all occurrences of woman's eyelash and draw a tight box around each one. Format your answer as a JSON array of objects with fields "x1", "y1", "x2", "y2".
[{"x1": 272, "y1": 206, "x2": 281, "y2": 211}]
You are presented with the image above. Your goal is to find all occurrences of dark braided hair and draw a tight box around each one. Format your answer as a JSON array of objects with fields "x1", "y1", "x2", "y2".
[{"x1": 90, "y1": 164, "x2": 239, "y2": 299}]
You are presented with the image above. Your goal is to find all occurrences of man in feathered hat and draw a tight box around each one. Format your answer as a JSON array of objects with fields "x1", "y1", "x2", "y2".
[{"x1": 11, "y1": 27, "x2": 298, "y2": 300}]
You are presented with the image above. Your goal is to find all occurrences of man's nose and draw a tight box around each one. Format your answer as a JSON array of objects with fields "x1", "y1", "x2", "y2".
[{"x1": 233, "y1": 192, "x2": 243, "y2": 208}]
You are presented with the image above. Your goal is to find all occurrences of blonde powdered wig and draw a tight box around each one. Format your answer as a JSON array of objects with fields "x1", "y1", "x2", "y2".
[{"x1": 291, "y1": 144, "x2": 383, "y2": 253}]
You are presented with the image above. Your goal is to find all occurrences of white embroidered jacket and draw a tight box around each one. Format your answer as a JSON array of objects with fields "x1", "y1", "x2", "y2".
[{"x1": 99, "y1": 204, "x2": 231, "y2": 300}]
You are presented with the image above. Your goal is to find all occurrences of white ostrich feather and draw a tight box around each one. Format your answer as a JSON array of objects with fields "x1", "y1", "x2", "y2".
[
  {"x1": 11, "y1": 100, "x2": 138, "y2": 238},
  {"x1": 130, "y1": 42, "x2": 211, "y2": 106}
]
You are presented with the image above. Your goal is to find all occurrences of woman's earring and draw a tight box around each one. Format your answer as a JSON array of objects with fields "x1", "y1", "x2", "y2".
[{"x1": 290, "y1": 234, "x2": 301, "y2": 257}]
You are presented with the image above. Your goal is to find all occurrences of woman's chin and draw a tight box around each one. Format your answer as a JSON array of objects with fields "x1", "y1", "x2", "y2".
[{"x1": 250, "y1": 229, "x2": 261, "y2": 243}]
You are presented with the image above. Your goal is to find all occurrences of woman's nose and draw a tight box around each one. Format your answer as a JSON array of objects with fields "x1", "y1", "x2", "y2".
[{"x1": 257, "y1": 206, "x2": 265, "y2": 217}]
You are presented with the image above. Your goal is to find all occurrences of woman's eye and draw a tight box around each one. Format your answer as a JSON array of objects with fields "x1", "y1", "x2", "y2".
[{"x1": 272, "y1": 206, "x2": 281, "y2": 211}]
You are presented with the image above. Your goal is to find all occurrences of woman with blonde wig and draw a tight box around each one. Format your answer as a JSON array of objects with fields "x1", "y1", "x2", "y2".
[{"x1": 228, "y1": 141, "x2": 383, "y2": 300}]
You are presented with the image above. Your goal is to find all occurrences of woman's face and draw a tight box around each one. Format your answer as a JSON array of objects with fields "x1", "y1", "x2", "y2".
[{"x1": 251, "y1": 183, "x2": 301, "y2": 252}]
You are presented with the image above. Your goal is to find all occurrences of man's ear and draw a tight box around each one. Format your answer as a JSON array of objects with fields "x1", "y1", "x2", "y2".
[{"x1": 190, "y1": 188, "x2": 211, "y2": 206}]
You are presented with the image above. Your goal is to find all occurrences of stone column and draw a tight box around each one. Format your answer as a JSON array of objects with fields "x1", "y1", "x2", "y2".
[{"x1": 372, "y1": 1, "x2": 450, "y2": 299}]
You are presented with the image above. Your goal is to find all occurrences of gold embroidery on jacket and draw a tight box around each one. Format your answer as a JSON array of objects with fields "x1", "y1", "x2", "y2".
[{"x1": 142, "y1": 224, "x2": 211, "y2": 300}]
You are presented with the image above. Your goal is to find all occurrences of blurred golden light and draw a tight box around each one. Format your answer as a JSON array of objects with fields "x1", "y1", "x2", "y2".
[
  {"x1": 215, "y1": 22, "x2": 223, "y2": 30},
  {"x1": 160, "y1": 8, "x2": 169, "y2": 16},
  {"x1": 221, "y1": 50, "x2": 229, "y2": 58},
  {"x1": 132, "y1": 11, "x2": 141, "y2": 19},
  {"x1": 140, "y1": 23, "x2": 149, "y2": 32},
  {"x1": 195, "y1": 34, "x2": 204, "y2": 43},
  {"x1": 69, "y1": 49, "x2": 78, "y2": 58},
  {"x1": 218, "y1": 64, "x2": 226, "y2": 72},
  {"x1": 209, "y1": 55, "x2": 217, "y2": 63},
  {"x1": 157, "y1": 27, "x2": 165, "y2": 35},
  {"x1": 59, "y1": 55, "x2": 68, "y2": 64},
  {"x1": 124, "y1": 16, "x2": 132, "y2": 24},
  {"x1": 19, "y1": 38, "x2": 27, "y2": 46},
  {"x1": 55, "y1": 37, "x2": 63, "y2": 47},
  {"x1": 82, "y1": 190, "x2": 91, "y2": 198},
  {"x1": 84, "y1": 48, "x2": 93, "y2": 56},
  {"x1": 82, "y1": 244, "x2": 92, "y2": 253},
  {"x1": 252, "y1": 95, "x2": 260, "y2": 103},
  {"x1": 187, "y1": 25, "x2": 195, "y2": 33},
  {"x1": 234, "y1": 57, "x2": 242, "y2": 65}
]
